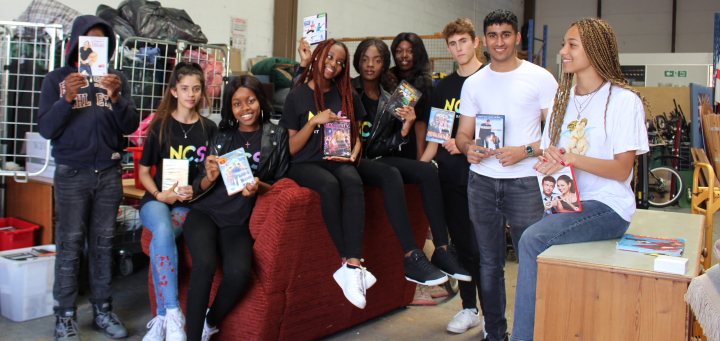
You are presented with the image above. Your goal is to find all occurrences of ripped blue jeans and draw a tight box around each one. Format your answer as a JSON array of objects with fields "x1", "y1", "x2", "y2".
[{"x1": 52, "y1": 164, "x2": 123, "y2": 314}]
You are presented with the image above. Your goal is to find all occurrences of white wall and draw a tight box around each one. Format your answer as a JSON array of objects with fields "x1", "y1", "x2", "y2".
[
  {"x1": 0, "y1": 0, "x2": 275, "y2": 70},
  {"x1": 535, "y1": 0, "x2": 720, "y2": 76}
]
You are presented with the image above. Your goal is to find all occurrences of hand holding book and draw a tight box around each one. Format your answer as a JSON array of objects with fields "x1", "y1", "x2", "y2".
[
  {"x1": 534, "y1": 146, "x2": 568, "y2": 176},
  {"x1": 311, "y1": 109, "x2": 341, "y2": 126},
  {"x1": 397, "y1": 106, "x2": 416, "y2": 137}
]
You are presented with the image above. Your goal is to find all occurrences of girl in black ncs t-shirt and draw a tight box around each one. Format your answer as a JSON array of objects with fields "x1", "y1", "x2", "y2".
[
  {"x1": 280, "y1": 38, "x2": 372, "y2": 310},
  {"x1": 184, "y1": 75, "x2": 289, "y2": 340},
  {"x1": 138, "y1": 62, "x2": 217, "y2": 341}
]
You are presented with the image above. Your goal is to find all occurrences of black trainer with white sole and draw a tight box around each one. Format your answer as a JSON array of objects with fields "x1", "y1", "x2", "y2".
[
  {"x1": 404, "y1": 250, "x2": 448, "y2": 286},
  {"x1": 432, "y1": 245, "x2": 472, "y2": 281}
]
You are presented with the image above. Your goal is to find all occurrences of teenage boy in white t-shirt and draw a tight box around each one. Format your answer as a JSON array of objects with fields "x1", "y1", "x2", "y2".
[{"x1": 455, "y1": 9, "x2": 558, "y2": 341}]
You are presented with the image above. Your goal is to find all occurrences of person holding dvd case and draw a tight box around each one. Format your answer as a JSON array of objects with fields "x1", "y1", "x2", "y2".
[
  {"x1": 183, "y1": 75, "x2": 289, "y2": 340},
  {"x1": 280, "y1": 39, "x2": 372, "y2": 309},
  {"x1": 455, "y1": 10, "x2": 558, "y2": 341},
  {"x1": 38, "y1": 15, "x2": 139, "y2": 341},
  {"x1": 138, "y1": 62, "x2": 217, "y2": 341},
  {"x1": 511, "y1": 18, "x2": 649, "y2": 341}
]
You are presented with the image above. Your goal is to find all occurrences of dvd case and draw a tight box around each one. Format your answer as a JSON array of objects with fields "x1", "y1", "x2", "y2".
[
  {"x1": 78, "y1": 36, "x2": 108, "y2": 77},
  {"x1": 383, "y1": 80, "x2": 422, "y2": 122},
  {"x1": 217, "y1": 148, "x2": 255, "y2": 195},
  {"x1": 426, "y1": 107, "x2": 455, "y2": 143},
  {"x1": 161, "y1": 159, "x2": 189, "y2": 193},
  {"x1": 324, "y1": 119, "x2": 352, "y2": 158},
  {"x1": 303, "y1": 13, "x2": 328, "y2": 45},
  {"x1": 617, "y1": 234, "x2": 685, "y2": 257},
  {"x1": 537, "y1": 165, "x2": 582, "y2": 214},
  {"x1": 475, "y1": 114, "x2": 504, "y2": 151}
]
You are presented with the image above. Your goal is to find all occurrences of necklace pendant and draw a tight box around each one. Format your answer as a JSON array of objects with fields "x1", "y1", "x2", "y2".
[
  {"x1": 245, "y1": 142, "x2": 250, "y2": 148},
  {"x1": 184, "y1": 134, "x2": 187, "y2": 139}
]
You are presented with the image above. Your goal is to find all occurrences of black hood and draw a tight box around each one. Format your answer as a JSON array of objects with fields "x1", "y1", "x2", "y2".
[{"x1": 66, "y1": 15, "x2": 116, "y2": 66}]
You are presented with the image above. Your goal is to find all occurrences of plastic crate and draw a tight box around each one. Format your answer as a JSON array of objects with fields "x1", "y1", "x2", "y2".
[
  {"x1": 0, "y1": 245, "x2": 56, "y2": 322},
  {"x1": 0, "y1": 218, "x2": 40, "y2": 251},
  {"x1": 127, "y1": 147, "x2": 156, "y2": 191}
]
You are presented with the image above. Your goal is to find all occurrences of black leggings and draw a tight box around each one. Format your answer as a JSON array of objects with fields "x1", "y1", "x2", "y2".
[
  {"x1": 287, "y1": 161, "x2": 365, "y2": 259},
  {"x1": 442, "y1": 182, "x2": 482, "y2": 311},
  {"x1": 370, "y1": 157, "x2": 450, "y2": 247},
  {"x1": 184, "y1": 209, "x2": 253, "y2": 341}
]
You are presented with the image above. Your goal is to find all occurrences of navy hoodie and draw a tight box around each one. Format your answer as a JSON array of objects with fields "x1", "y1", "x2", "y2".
[{"x1": 38, "y1": 15, "x2": 139, "y2": 171}]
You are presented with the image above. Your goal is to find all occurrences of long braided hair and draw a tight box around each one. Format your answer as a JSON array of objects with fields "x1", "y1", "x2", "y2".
[
  {"x1": 548, "y1": 18, "x2": 650, "y2": 146},
  {"x1": 294, "y1": 39, "x2": 358, "y2": 151}
]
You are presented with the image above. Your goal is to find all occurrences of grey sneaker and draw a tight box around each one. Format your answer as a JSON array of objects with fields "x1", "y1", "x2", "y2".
[
  {"x1": 93, "y1": 303, "x2": 128, "y2": 339},
  {"x1": 55, "y1": 310, "x2": 81, "y2": 341}
]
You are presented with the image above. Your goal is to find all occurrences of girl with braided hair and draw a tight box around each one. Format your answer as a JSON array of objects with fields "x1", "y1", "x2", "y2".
[
  {"x1": 280, "y1": 39, "x2": 372, "y2": 309},
  {"x1": 511, "y1": 18, "x2": 649, "y2": 341}
]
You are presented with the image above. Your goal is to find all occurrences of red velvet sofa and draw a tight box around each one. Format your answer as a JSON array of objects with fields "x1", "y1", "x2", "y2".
[{"x1": 141, "y1": 178, "x2": 429, "y2": 340}]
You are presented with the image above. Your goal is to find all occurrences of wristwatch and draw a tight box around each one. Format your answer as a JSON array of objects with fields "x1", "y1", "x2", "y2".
[{"x1": 524, "y1": 145, "x2": 535, "y2": 157}]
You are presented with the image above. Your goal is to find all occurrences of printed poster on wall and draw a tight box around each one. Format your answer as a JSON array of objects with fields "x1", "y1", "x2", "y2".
[{"x1": 231, "y1": 17, "x2": 247, "y2": 55}]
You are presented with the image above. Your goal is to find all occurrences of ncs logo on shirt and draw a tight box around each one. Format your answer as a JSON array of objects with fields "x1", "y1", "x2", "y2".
[{"x1": 170, "y1": 145, "x2": 207, "y2": 163}]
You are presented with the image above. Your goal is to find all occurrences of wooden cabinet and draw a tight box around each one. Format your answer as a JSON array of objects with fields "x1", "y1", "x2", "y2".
[
  {"x1": 6, "y1": 178, "x2": 55, "y2": 245},
  {"x1": 534, "y1": 210, "x2": 704, "y2": 341}
]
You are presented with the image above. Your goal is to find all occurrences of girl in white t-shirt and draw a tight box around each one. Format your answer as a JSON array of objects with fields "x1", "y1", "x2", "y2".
[{"x1": 511, "y1": 18, "x2": 649, "y2": 341}]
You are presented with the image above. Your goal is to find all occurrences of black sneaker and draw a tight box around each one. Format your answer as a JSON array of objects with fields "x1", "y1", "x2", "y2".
[
  {"x1": 55, "y1": 310, "x2": 81, "y2": 341},
  {"x1": 404, "y1": 250, "x2": 448, "y2": 285},
  {"x1": 92, "y1": 302, "x2": 128, "y2": 339},
  {"x1": 481, "y1": 332, "x2": 509, "y2": 341},
  {"x1": 432, "y1": 245, "x2": 472, "y2": 281}
]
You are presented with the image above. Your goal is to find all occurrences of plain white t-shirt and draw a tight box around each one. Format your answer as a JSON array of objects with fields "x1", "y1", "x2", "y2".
[
  {"x1": 460, "y1": 60, "x2": 558, "y2": 178},
  {"x1": 540, "y1": 83, "x2": 649, "y2": 222}
]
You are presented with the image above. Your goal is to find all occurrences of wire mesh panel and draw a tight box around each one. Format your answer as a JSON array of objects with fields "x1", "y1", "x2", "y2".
[
  {"x1": 176, "y1": 40, "x2": 228, "y2": 117},
  {"x1": 0, "y1": 21, "x2": 63, "y2": 180},
  {"x1": 339, "y1": 35, "x2": 454, "y2": 79}
]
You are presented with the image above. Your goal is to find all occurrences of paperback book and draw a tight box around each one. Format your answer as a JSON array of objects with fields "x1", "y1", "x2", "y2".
[
  {"x1": 161, "y1": 159, "x2": 189, "y2": 194},
  {"x1": 324, "y1": 119, "x2": 352, "y2": 158},
  {"x1": 384, "y1": 80, "x2": 422, "y2": 122},
  {"x1": 426, "y1": 107, "x2": 455, "y2": 143},
  {"x1": 3, "y1": 248, "x2": 56, "y2": 261},
  {"x1": 617, "y1": 234, "x2": 686, "y2": 257},
  {"x1": 78, "y1": 36, "x2": 108, "y2": 77},
  {"x1": 218, "y1": 147, "x2": 255, "y2": 195},
  {"x1": 537, "y1": 165, "x2": 582, "y2": 214},
  {"x1": 303, "y1": 13, "x2": 328, "y2": 45},
  {"x1": 475, "y1": 114, "x2": 504, "y2": 151}
]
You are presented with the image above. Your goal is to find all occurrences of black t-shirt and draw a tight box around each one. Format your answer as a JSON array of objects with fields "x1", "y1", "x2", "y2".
[
  {"x1": 139, "y1": 116, "x2": 218, "y2": 209},
  {"x1": 360, "y1": 93, "x2": 378, "y2": 146},
  {"x1": 79, "y1": 47, "x2": 93, "y2": 63},
  {"x1": 280, "y1": 83, "x2": 366, "y2": 163},
  {"x1": 430, "y1": 66, "x2": 483, "y2": 185},
  {"x1": 193, "y1": 129, "x2": 262, "y2": 228}
]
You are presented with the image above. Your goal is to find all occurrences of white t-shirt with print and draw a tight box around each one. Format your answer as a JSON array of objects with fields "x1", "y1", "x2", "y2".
[
  {"x1": 460, "y1": 60, "x2": 558, "y2": 178},
  {"x1": 540, "y1": 83, "x2": 649, "y2": 222}
]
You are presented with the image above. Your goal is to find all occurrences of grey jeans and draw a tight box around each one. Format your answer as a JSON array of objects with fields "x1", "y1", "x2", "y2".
[{"x1": 53, "y1": 164, "x2": 123, "y2": 313}]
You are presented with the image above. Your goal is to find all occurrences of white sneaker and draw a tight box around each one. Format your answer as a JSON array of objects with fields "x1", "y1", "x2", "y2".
[
  {"x1": 142, "y1": 315, "x2": 166, "y2": 341},
  {"x1": 201, "y1": 309, "x2": 219, "y2": 341},
  {"x1": 165, "y1": 308, "x2": 186, "y2": 341},
  {"x1": 333, "y1": 264, "x2": 367, "y2": 309},
  {"x1": 447, "y1": 308, "x2": 481, "y2": 334},
  {"x1": 362, "y1": 266, "x2": 377, "y2": 289}
]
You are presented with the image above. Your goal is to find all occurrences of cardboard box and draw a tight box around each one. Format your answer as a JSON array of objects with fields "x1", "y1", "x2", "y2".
[{"x1": 229, "y1": 47, "x2": 243, "y2": 73}]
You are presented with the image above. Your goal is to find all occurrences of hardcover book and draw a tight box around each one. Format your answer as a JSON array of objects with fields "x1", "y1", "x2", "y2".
[
  {"x1": 475, "y1": 114, "x2": 504, "y2": 151},
  {"x1": 383, "y1": 80, "x2": 422, "y2": 122},
  {"x1": 324, "y1": 119, "x2": 352, "y2": 158},
  {"x1": 217, "y1": 148, "x2": 255, "y2": 195},
  {"x1": 426, "y1": 107, "x2": 455, "y2": 143},
  {"x1": 78, "y1": 36, "x2": 108, "y2": 76},
  {"x1": 161, "y1": 159, "x2": 189, "y2": 193},
  {"x1": 537, "y1": 165, "x2": 582, "y2": 214},
  {"x1": 303, "y1": 13, "x2": 328, "y2": 45},
  {"x1": 617, "y1": 234, "x2": 686, "y2": 257}
]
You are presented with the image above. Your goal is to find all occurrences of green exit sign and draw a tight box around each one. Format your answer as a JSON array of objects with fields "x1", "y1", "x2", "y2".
[
  {"x1": 665, "y1": 71, "x2": 675, "y2": 77},
  {"x1": 678, "y1": 71, "x2": 687, "y2": 77}
]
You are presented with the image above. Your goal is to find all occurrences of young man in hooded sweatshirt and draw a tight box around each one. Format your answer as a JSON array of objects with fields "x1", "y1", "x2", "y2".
[{"x1": 38, "y1": 15, "x2": 139, "y2": 341}]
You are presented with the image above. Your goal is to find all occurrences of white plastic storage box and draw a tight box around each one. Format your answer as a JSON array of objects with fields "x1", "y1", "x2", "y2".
[{"x1": 0, "y1": 244, "x2": 56, "y2": 322}]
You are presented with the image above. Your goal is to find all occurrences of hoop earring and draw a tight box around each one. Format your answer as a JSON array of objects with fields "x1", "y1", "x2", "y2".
[{"x1": 261, "y1": 110, "x2": 264, "y2": 121}]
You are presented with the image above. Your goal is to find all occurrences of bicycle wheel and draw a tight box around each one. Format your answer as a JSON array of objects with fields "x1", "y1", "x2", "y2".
[{"x1": 648, "y1": 166, "x2": 684, "y2": 207}]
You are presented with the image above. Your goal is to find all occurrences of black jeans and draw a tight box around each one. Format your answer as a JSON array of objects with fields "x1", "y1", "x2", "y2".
[
  {"x1": 287, "y1": 161, "x2": 365, "y2": 259},
  {"x1": 373, "y1": 157, "x2": 449, "y2": 247},
  {"x1": 52, "y1": 164, "x2": 123, "y2": 313},
  {"x1": 441, "y1": 181, "x2": 482, "y2": 311},
  {"x1": 184, "y1": 209, "x2": 253, "y2": 341}
]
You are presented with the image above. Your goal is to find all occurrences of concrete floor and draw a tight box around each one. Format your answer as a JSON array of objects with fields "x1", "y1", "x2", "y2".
[{"x1": 1, "y1": 206, "x2": 717, "y2": 341}]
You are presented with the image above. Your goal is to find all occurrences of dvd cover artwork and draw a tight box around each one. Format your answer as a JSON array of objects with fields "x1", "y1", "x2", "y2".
[
  {"x1": 78, "y1": 36, "x2": 108, "y2": 77},
  {"x1": 617, "y1": 234, "x2": 685, "y2": 257},
  {"x1": 324, "y1": 120, "x2": 352, "y2": 157},
  {"x1": 384, "y1": 80, "x2": 422, "y2": 121},
  {"x1": 217, "y1": 148, "x2": 254, "y2": 195},
  {"x1": 303, "y1": 13, "x2": 328, "y2": 45},
  {"x1": 537, "y1": 165, "x2": 582, "y2": 215},
  {"x1": 475, "y1": 114, "x2": 504, "y2": 151},
  {"x1": 426, "y1": 107, "x2": 455, "y2": 143}
]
